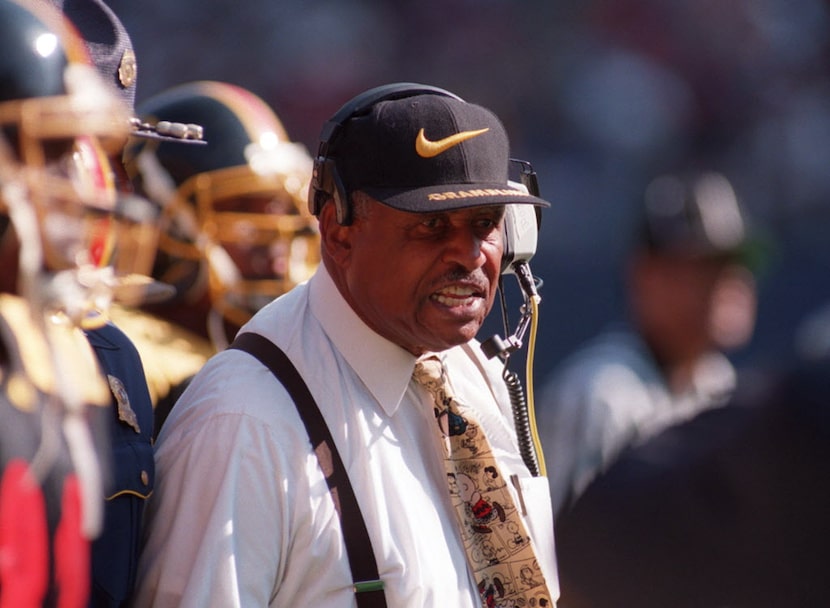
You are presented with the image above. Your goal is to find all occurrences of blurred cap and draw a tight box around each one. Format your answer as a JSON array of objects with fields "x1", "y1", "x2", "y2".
[
  {"x1": 51, "y1": 0, "x2": 136, "y2": 109},
  {"x1": 52, "y1": 0, "x2": 204, "y2": 144},
  {"x1": 639, "y1": 171, "x2": 753, "y2": 261},
  {"x1": 332, "y1": 92, "x2": 549, "y2": 212}
]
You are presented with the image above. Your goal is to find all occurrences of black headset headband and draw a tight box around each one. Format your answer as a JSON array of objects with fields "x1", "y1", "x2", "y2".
[{"x1": 308, "y1": 82, "x2": 463, "y2": 225}]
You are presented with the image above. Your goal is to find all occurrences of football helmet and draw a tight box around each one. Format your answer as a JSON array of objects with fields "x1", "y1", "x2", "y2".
[
  {"x1": 0, "y1": 1, "x2": 126, "y2": 563},
  {"x1": 124, "y1": 81, "x2": 319, "y2": 333},
  {"x1": 0, "y1": 0, "x2": 130, "y2": 308}
]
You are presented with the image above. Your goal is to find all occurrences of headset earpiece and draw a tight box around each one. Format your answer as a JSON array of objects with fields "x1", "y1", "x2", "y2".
[
  {"x1": 330, "y1": 161, "x2": 351, "y2": 226},
  {"x1": 307, "y1": 82, "x2": 463, "y2": 225},
  {"x1": 308, "y1": 157, "x2": 336, "y2": 218}
]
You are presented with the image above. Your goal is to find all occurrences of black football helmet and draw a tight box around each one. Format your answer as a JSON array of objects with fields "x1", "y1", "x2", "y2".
[
  {"x1": 124, "y1": 81, "x2": 319, "y2": 331},
  {"x1": 0, "y1": 0, "x2": 130, "y2": 276}
]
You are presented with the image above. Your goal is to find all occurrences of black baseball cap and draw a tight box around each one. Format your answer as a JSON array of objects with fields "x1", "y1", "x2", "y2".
[{"x1": 331, "y1": 92, "x2": 550, "y2": 212}]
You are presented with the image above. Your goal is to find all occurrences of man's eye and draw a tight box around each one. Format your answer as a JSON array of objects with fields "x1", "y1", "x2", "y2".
[
  {"x1": 475, "y1": 216, "x2": 502, "y2": 231},
  {"x1": 421, "y1": 217, "x2": 443, "y2": 230}
]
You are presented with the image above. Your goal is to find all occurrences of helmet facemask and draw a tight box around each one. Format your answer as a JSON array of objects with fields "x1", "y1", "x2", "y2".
[
  {"x1": 183, "y1": 164, "x2": 320, "y2": 328},
  {"x1": 0, "y1": 66, "x2": 131, "y2": 322}
]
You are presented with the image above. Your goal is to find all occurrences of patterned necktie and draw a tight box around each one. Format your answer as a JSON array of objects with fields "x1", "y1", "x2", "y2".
[{"x1": 413, "y1": 355, "x2": 552, "y2": 607}]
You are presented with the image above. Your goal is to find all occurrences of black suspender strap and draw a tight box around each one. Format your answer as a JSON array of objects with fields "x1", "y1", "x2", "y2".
[{"x1": 229, "y1": 332, "x2": 387, "y2": 607}]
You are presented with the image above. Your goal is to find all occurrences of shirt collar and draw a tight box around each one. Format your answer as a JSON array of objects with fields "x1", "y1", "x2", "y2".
[{"x1": 309, "y1": 265, "x2": 417, "y2": 416}]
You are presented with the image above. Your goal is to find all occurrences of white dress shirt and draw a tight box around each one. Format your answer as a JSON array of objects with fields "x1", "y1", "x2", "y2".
[{"x1": 133, "y1": 265, "x2": 559, "y2": 607}]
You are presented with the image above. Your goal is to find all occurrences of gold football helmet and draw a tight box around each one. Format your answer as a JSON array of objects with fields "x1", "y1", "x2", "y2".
[
  {"x1": 124, "y1": 81, "x2": 319, "y2": 335},
  {"x1": 0, "y1": 0, "x2": 130, "y2": 314}
]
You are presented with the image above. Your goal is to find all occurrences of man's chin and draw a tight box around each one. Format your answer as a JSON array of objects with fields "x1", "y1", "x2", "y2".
[{"x1": 423, "y1": 322, "x2": 484, "y2": 353}]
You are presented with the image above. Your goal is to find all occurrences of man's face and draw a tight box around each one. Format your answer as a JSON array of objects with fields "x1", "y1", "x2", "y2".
[{"x1": 341, "y1": 200, "x2": 505, "y2": 355}]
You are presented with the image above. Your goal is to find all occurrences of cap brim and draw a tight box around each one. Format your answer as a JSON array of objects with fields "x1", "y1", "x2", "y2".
[
  {"x1": 128, "y1": 130, "x2": 207, "y2": 145},
  {"x1": 364, "y1": 182, "x2": 550, "y2": 213}
]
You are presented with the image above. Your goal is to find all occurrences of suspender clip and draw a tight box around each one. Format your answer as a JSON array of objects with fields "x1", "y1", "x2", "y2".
[{"x1": 354, "y1": 579, "x2": 385, "y2": 593}]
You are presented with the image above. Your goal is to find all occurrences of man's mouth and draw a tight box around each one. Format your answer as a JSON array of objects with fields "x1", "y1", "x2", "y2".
[{"x1": 431, "y1": 284, "x2": 482, "y2": 307}]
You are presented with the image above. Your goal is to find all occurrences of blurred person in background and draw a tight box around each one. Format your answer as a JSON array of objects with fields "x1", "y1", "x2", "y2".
[
  {"x1": 43, "y1": 0, "x2": 204, "y2": 604},
  {"x1": 537, "y1": 169, "x2": 760, "y2": 518},
  {"x1": 553, "y1": 318, "x2": 830, "y2": 608},
  {"x1": 0, "y1": 0, "x2": 138, "y2": 604},
  {"x1": 121, "y1": 80, "x2": 320, "y2": 433}
]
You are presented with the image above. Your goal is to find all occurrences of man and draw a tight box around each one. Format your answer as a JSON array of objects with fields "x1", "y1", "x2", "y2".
[
  {"x1": 134, "y1": 84, "x2": 559, "y2": 606},
  {"x1": 537, "y1": 170, "x2": 759, "y2": 518}
]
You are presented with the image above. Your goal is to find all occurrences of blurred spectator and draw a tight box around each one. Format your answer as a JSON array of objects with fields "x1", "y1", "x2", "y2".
[
  {"x1": 537, "y1": 170, "x2": 760, "y2": 517},
  {"x1": 1, "y1": 0, "x2": 136, "y2": 604},
  {"x1": 553, "y1": 348, "x2": 830, "y2": 607},
  {"x1": 47, "y1": 1, "x2": 218, "y2": 604}
]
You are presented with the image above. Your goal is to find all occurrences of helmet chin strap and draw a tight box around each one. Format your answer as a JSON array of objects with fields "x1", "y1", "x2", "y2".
[
  {"x1": 134, "y1": 150, "x2": 178, "y2": 212},
  {"x1": 205, "y1": 241, "x2": 241, "y2": 286},
  {"x1": 205, "y1": 243, "x2": 241, "y2": 351}
]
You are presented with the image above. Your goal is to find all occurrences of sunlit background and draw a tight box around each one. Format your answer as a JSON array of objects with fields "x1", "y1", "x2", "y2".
[{"x1": 111, "y1": 0, "x2": 830, "y2": 379}]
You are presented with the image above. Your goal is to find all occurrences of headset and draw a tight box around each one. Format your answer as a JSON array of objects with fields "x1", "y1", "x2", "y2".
[
  {"x1": 484, "y1": 161, "x2": 543, "y2": 360},
  {"x1": 307, "y1": 82, "x2": 463, "y2": 226},
  {"x1": 484, "y1": 161, "x2": 547, "y2": 477}
]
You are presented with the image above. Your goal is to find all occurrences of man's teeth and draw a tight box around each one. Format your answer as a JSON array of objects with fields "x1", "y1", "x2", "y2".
[{"x1": 433, "y1": 286, "x2": 477, "y2": 306}]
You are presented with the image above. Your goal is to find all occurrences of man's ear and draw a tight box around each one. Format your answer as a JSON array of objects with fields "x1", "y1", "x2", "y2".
[{"x1": 319, "y1": 199, "x2": 353, "y2": 267}]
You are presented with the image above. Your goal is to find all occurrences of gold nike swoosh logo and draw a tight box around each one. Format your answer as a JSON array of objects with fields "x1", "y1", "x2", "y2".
[{"x1": 415, "y1": 127, "x2": 490, "y2": 158}]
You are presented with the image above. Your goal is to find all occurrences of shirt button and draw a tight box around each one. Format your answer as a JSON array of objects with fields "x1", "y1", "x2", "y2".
[{"x1": 140, "y1": 470, "x2": 150, "y2": 486}]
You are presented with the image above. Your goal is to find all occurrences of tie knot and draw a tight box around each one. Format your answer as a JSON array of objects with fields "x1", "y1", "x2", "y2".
[
  {"x1": 412, "y1": 355, "x2": 452, "y2": 404},
  {"x1": 413, "y1": 355, "x2": 442, "y2": 382}
]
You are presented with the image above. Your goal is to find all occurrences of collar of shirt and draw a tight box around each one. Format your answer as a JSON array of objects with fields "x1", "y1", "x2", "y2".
[{"x1": 308, "y1": 266, "x2": 417, "y2": 417}]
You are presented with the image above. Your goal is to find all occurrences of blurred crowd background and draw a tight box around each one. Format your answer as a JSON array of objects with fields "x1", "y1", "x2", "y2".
[{"x1": 110, "y1": 0, "x2": 830, "y2": 379}]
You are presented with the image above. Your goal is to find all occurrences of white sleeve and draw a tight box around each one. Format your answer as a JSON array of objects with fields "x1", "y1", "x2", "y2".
[{"x1": 133, "y1": 364, "x2": 289, "y2": 607}]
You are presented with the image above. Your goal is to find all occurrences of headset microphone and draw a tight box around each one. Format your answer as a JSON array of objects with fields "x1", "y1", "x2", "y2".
[
  {"x1": 482, "y1": 160, "x2": 542, "y2": 361},
  {"x1": 481, "y1": 159, "x2": 547, "y2": 478}
]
